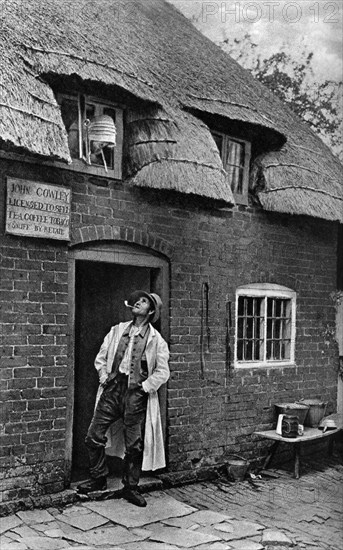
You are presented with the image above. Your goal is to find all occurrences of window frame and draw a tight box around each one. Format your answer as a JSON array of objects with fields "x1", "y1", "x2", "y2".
[
  {"x1": 235, "y1": 283, "x2": 296, "y2": 368},
  {"x1": 212, "y1": 131, "x2": 251, "y2": 205},
  {"x1": 56, "y1": 93, "x2": 124, "y2": 180}
]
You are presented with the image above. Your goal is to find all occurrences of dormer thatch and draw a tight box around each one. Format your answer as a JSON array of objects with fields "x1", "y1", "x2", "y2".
[
  {"x1": 1, "y1": 0, "x2": 342, "y2": 220},
  {"x1": 125, "y1": 107, "x2": 233, "y2": 202},
  {"x1": 0, "y1": 44, "x2": 70, "y2": 162}
]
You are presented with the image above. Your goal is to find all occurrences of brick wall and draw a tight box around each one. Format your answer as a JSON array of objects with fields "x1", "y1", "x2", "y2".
[{"x1": 0, "y1": 157, "x2": 339, "y2": 510}]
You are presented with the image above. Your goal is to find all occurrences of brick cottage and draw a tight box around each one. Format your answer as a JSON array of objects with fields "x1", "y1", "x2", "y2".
[{"x1": 1, "y1": 0, "x2": 342, "y2": 514}]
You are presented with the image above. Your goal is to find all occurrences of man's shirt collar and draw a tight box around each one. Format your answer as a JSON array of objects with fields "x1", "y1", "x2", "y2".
[{"x1": 124, "y1": 321, "x2": 150, "y2": 338}]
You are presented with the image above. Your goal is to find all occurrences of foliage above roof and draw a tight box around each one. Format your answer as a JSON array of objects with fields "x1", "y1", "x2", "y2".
[{"x1": 1, "y1": 0, "x2": 342, "y2": 220}]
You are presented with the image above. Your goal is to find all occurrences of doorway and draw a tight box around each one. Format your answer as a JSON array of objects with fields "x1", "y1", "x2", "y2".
[{"x1": 69, "y1": 245, "x2": 169, "y2": 482}]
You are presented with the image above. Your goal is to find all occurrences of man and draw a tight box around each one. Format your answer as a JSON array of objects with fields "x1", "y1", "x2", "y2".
[{"x1": 78, "y1": 290, "x2": 170, "y2": 507}]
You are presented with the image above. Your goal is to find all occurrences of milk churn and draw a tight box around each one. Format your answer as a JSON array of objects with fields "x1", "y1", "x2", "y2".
[{"x1": 281, "y1": 415, "x2": 299, "y2": 438}]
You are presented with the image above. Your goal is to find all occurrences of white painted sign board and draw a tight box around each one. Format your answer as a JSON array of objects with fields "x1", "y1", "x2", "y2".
[{"x1": 6, "y1": 178, "x2": 71, "y2": 241}]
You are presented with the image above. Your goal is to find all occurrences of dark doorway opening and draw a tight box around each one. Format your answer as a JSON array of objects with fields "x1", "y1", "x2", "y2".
[{"x1": 72, "y1": 260, "x2": 161, "y2": 482}]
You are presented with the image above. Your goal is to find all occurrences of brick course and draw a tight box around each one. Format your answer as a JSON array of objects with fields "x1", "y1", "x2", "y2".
[{"x1": 0, "y1": 157, "x2": 339, "y2": 512}]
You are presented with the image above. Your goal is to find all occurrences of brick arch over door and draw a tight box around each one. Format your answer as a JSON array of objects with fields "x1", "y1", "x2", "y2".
[{"x1": 70, "y1": 224, "x2": 174, "y2": 259}]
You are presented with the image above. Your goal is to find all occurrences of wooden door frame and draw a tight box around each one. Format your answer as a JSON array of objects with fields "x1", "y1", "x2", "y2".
[{"x1": 65, "y1": 242, "x2": 170, "y2": 486}]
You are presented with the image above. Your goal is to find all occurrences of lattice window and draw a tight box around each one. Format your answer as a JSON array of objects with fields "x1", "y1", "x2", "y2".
[
  {"x1": 212, "y1": 132, "x2": 251, "y2": 204},
  {"x1": 235, "y1": 284, "x2": 296, "y2": 366},
  {"x1": 58, "y1": 93, "x2": 123, "y2": 179}
]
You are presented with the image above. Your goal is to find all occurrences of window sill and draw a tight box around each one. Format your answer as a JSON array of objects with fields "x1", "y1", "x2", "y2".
[
  {"x1": 45, "y1": 158, "x2": 121, "y2": 180},
  {"x1": 0, "y1": 151, "x2": 121, "y2": 181},
  {"x1": 235, "y1": 361, "x2": 296, "y2": 370},
  {"x1": 233, "y1": 193, "x2": 248, "y2": 206}
]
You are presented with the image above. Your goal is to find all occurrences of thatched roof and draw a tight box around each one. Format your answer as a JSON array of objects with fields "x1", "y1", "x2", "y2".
[
  {"x1": 1, "y1": 0, "x2": 342, "y2": 219},
  {"x1": 125, "y1": 106, "x2": 233, "y2": 202},
  {"x1": 0, "y1": 43, "x2": 71, "y2": 162}
]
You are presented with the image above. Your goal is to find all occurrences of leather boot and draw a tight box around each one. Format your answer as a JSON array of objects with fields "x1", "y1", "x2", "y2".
[
  {"x1": 77, "y1": 476, "x2": 107, "y2": 494},
  {"x1": 122, "y1": 487, "x2": 147, "y2": 507}
]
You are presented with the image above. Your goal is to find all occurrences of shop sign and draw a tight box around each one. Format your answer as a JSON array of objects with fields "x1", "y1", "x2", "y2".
[{"x1": 6, "y1": 178, "x2": 71, "y2": 241}]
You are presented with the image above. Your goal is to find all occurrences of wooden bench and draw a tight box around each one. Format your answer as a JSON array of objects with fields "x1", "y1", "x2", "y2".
[{"x1": 254, "y1": 426, "x2": 341, "y2": 479}]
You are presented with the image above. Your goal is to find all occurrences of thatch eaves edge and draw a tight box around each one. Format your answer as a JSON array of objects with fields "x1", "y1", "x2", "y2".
[
  {"x1": 182, "y1": 95, "x2": 285, "y2": 141},
  {"x1": 258, "y1": 187, "x2": 343, "y2": 223},
  {"x1": 253, "y1": 136, "x2": 343, "y2": 223},
  {"x1": 129, "y1": 158, "x2": 234, "y2": 204},
  {"x1": 22, "y1": 43, "x2": 156, "y2": 90}
]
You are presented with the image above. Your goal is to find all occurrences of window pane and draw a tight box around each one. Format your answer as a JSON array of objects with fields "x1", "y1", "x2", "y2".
[
  {"x1": 237, "y1": 318, "x2": 244, "y2": 338},
  {"x1": 237, "y1": 339, "x2": 244, "y2": 361},
  {"x1": 237, "y1": 296, "x2": 263, "y2": 362},
  {"x1": 246, "y1": 340, "x2": 253, "y2": 360},
  {"x1": 227, "y1": 165, "x2": 244, "y2": 195},
  {"x1": 275, "y1": 299, "x2": 282, "y2": 317},
  {"x1": 246, "y1": 298, "x2": 254, "y2": 316},
  {"x1": 85, "y1": 104, "x2": 95, "y2": 119},
  {"x1": 274, "y1": 340, "x2": 281, "y2": 359},
  {"x1": 82, "y1": 103, "x2": 95, "y2": 159},
  {"x1": 256, "y1": 316, "x2": 261, "y2": 339},
  {"x1": 224, "y1": 140, "x2": 245, "y2": 195},
  {"x1": 238, "y1": 298, "x2": 244, "y2": 316},
  {"x1": 103, "y1": 107, "x2": 116, "y2": 122},
  {"x1": 246, "y1": 317, "x2": 254, "y2": 339},
  {"x1": 254, "y1": 341, "x2": 261, "y2": 361},
  {"x1": 90, "y1": 143, "x2": 115, "y2": 170},
  {"x1": 60, "y1": 97, "x2": 79, "y2": 158},
  {"x1": 266, "y1": 298, "x2": 292, "y2": 360},
  {"x1": 226, "y1": 140, "x2": 245, "y2": 167}
]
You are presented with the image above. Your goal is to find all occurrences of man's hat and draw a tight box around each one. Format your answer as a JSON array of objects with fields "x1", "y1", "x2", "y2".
[{"x1": 127, "y1": 290, "x2": 162, "y2": 323}]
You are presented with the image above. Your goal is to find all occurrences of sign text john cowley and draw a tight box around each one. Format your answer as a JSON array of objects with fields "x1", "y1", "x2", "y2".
[{"x1": 6, "y1": 178, "x2": 71, "y2": 241}]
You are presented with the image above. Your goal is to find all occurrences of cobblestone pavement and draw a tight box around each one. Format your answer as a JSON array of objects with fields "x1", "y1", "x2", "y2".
[
  {"x1": 0, "y1": 453, "x2": 342, "y2": 550},
  {"x1": 166, "y1": 454, "x2": 343, "y2": 550}
]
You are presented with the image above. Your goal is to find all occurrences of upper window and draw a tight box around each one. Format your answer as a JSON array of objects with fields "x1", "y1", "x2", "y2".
[
  {"x1": 212, "y1": 132, "x2": 251, "y2": 204},
  {"x1": 58, "y1": 93, "x2": 123, "y2": 179},
  {"x1": 235, "y1": 283, "x2": 296, "y2": 367}
]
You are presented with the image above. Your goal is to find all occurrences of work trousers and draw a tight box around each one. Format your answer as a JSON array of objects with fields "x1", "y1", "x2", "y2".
[{"x1": 85, "y1": 373, "x2": 148, "y2": 489}]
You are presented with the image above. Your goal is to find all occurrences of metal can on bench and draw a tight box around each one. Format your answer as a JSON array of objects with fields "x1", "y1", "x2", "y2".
[{"x1": 281, "y1": 415, "x2": 299, "y2": 438}]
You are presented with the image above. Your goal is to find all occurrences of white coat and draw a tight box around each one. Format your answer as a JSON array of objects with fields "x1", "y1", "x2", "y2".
[{"x1": 94, "y1": 321, "x2": 170, "y2": 471}]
